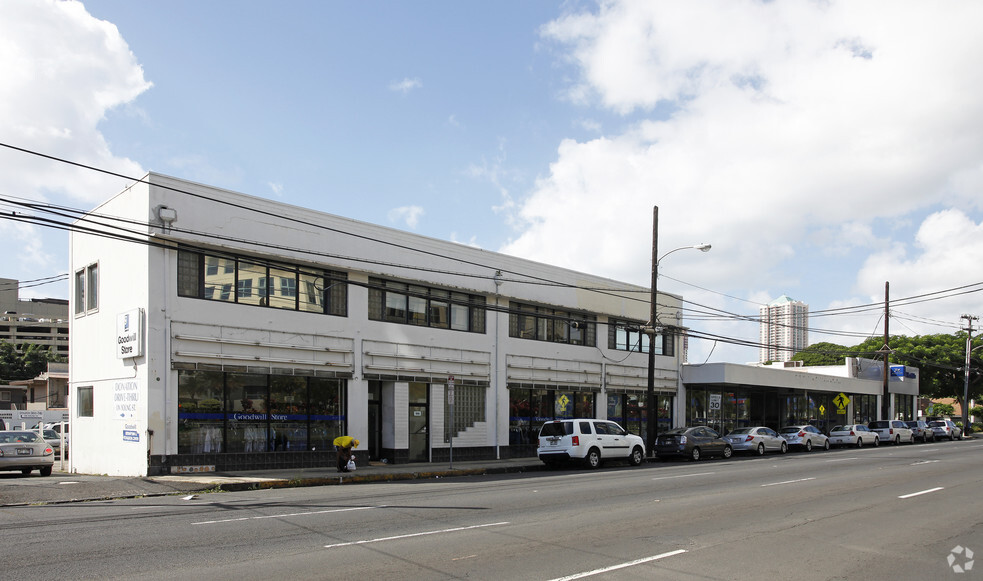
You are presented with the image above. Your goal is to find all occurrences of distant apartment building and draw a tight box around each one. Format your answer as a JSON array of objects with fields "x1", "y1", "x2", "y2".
[
  {"x1": 0, "y1": 278, "x2": 70, "y2": 358},
  {"x1": 759, "y1": 295, "x2": 808, "y2": 363}
]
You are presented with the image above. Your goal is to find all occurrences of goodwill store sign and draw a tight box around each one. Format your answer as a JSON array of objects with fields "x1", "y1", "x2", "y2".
[{"x1": 116, "y1": 308, "x2": 144, "y2": 359}]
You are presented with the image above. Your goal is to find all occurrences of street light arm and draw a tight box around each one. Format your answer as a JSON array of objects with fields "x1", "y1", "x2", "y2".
[{"x1": 658, "y1": 243, "x2": 711, "y2": 263}]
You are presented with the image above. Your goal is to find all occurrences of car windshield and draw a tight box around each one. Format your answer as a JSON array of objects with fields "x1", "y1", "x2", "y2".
[
  {"x1": 869, "y1": 421, "x2": 888, "y2": 428},
  {"x1": 0, "y1": 432, "x2": 41, "y2": 444},
  {"x1": 539, "y1": 422, "x2": 573, "y2": 437},
  {"x1": 779, "y1": 427, "x2": 800, "y2": 434},
  {"x1": 729, "y1": 428, "x2": 751, "y2": 435},
  {"x1": 663, "y1": 428, "x2": 688, "y2": 435},
  {"x1": 830, "y1": 426, "x2": 848, "y2": 432},
  {"x1": 928, "y1": 421, "x2": 944, "y2": 427}
]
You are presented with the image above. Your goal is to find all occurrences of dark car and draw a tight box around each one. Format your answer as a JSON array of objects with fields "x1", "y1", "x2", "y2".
[{"x1": 656, "y1": 426, "x2": 733, "y2": 461}]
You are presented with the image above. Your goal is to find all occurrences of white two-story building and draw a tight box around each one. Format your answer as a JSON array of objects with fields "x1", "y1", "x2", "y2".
[{"x1": 68, "y1": 173, "x2": 684, "y2": 476}]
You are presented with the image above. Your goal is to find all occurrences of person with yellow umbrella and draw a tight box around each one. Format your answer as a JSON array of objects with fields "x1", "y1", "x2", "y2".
[{"x1": 333, "y1": 435, "x2": 360, "y2": 472}]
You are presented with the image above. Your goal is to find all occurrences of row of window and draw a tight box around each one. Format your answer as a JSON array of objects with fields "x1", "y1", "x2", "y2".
[
  {"x1": 177, "y1": 250, "x2": 348, "y2": 316},
  {"x1": 176, "y1": 249, "x2": 679, "y2": 352},
  {"x1": 367, "y1": 277, "x2": 486, "y2": 333},
  {"x1": 508, "y1": 303, "x2": 597, "y2": 346}
]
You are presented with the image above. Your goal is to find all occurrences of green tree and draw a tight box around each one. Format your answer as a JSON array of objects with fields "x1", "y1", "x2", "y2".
[
  {"x1": 791, "y1": 342, "x2": 852, "y2": 366},
  {"x1": 0, "y1": 340, "x2": 63, "y2": 381},
  {"x1": 928, "y1": 402, "x2": 955, "y2": 417},
  {"x1": 850, "y1": 333, "x2": 982, "y2": 405}
]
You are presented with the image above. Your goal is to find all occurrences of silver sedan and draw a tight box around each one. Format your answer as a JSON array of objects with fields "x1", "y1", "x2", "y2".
[
  {"x1": 0, "y1": 430, "x2": 55, "y2": 476},
  {"x1": 725, "y1": 426, "x2": 788, "y2": 455},
  {"x1": 828, "y1": 424, "x2": 880, "y2": 448}
]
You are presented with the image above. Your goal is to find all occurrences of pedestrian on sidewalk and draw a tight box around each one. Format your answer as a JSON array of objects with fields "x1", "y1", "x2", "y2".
[{"x1": 333, "y1": 435, "x2": 359, "y2": 472}]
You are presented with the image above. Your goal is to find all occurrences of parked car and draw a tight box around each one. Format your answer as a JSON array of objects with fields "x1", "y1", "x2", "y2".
[
  {"x1": 656, "y1": 426, "x2": 733, "y2": 460},
  {"x1": 779, "y1": 425, "x2": 830, "y2": 452},
  {"x1": 0, "y1": 430, "x2": 54, "y2": 476},
  {"x1": 828, "y1": 424, "x2": 880, "y2": 448},
  {"x1": 928, "y1": 419, "x2": 963, "y2": 441},
  {"x1": 725, "y1": 426, "x2": 788, "y2": 455},
  {"x1": 40, "y1": 429, "x2": 62, "y2": 457},
  {"x1": 537, "y1": 419, "x2": 645, "y2": 469},
  {"x1": 868, "y1": 420, "x2": 915, "y2": 445},
  {"x1": 906, "y1": 420, "x2": 936, "y2": 443}
]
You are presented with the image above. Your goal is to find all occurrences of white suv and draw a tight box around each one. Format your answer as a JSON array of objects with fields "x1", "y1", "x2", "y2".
[
  {"x1": 537, "y1": 419, "x2": 645, "y2": 469},
  {"x1": 868, "y1": 420, "x2": 915, "y2": 445}
]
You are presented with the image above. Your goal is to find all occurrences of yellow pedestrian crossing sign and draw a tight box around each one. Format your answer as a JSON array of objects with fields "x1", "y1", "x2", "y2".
[
  {"x1": 557, "y1": 394, "x2": 571, "y2": 412},
  {"x1": 833, "y1": 393, "x2": 850, "y2": 414}
]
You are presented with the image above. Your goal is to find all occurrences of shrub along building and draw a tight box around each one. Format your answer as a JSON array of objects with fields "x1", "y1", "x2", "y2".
[{"x1": 68, "y1": 174, "x2": 684, "y2": 476}]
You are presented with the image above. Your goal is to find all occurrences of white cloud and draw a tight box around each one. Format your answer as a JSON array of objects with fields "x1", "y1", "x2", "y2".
[
  {"x1": 0, "y1": 0, "x2": 151, "y2": 205},
  {"x1": 389, "y1": 77, "x2": 422, "y2": 94},
  {"x1": 506, "y1": 1, "x2": 983, "y2": 361},
  {"x1": 268, "y1": 182, "x2": 284, "y2": 198},
  {"x1": 388, "y1": 205, "x2": 425, "y2": 229}
]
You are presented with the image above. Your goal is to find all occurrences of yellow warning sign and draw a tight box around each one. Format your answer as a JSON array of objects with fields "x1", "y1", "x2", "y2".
[
  {"x1": 557, "y1": 394, "x2": 571, "y2": 412},
  {"x1": 833, "y1": 392, "x2": 850, "y2": 414}
]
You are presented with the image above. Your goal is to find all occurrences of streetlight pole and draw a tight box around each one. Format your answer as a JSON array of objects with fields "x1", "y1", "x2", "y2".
[{"x1": 644, "y1": 205, "x2": 711, "y2": 456}]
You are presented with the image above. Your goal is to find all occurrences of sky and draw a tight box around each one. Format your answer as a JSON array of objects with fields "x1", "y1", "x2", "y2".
[{"x1": 1, "y1": 0, "x2": 982, "y2": 366}]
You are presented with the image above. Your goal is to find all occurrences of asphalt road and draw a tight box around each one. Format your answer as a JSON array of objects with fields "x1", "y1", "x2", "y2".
[{"x1": 2, "y1": 439, "x2": 981, "y2": 580}]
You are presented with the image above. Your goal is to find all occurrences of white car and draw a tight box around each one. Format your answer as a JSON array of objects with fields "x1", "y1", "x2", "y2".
[
  {"x1": 778, "y1": 425, "x2": 830, "y2": 452},
  {"x1": 537, "y1": 419, "x2": 645, "y2": 469},
  {"x1": 828, "y1": 424, "x2": 880, "y2": 448},
  {"x1": 868, "y1": 420, "x2": 915, "y2": 445},
  {"x1": 726, "y1": 426, "x2": 788, "y2": 455}
]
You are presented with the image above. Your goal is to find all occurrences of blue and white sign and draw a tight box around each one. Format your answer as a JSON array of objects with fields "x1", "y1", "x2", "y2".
[
  {"x1": 122, "y1": 428, "x2": 140, "y2": 443},
  {"x1": 116, "y1": 308, "x2": 144, "y2": 359}
]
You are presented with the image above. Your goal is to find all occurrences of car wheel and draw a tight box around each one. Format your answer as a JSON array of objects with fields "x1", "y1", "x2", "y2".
[
  {"x1": 21, "y1": 468, "x2": 31, "y2": 476},
  {"x1": 629, "y1": 446, "x2": 644, "y2": 466},
  {"x1": 949, "y1": 433, "x2": 955, "y2": 441},
  {"x1": 780, "y1": 441, "x2": 788, "y2": 454},
  {"x1": 823, "y1": 439, "x2": 830, "y2": 451},
  {"x1": 722, "y1": 445, "x2": 733, "y2": 459},
  {"x1": 895, "y1": 435, "x2": 901, "y2": 445},
  {"x1": 691, "y1": 447, "x2": 701, "y2": 461},
  {"x1": 40, "y1": 466, "x2": 52, "y2": 477},
  {"x1": 873, "y1": 437, "x2": 879, "y2": 447},
  {"x1": 756, "y1": 443, "x2": 765, "y2": 456},
  {"x1": 909, "y1": 434, "x2": 915, "y2": 444},
  {"x1": 585, "y1": 448, "x2": 602, "y2": 469},
  {"x1": 856, "y1": 438, "x2": 863, "y2": 448},
  {"x1": 805, "y1": 440, "x2": 813, "y2": 452}
]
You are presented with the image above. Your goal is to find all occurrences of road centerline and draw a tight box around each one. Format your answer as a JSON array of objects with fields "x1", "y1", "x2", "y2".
[
  {"x1": 323, "y1": 521, "x2": 510, "y2": 549},
  {"x1": 546, "y1": 549, "x2": 688, "y2": 581}
]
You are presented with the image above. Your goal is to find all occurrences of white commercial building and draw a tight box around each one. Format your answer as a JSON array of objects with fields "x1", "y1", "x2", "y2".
[
  {"x1": 759, "y1": 295, "x2": 809, "y2": 363},
  {"x1": 68, "y1": 173, "x2": 686, "y2": 476}
]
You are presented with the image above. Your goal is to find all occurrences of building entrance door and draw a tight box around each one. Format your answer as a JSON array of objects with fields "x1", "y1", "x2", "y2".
[{"x1": 408, "y1": 382, "x2": 428, "y2": 462}]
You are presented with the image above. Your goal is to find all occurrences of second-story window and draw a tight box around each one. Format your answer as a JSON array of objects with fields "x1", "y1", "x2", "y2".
[
  {"x1": 508, "y1": 302, "x2": 596, "y2": 346},
  {"x1": 177, "y1": 249, "x2": 347, "y2": 316},
  {"x1": 368, "y1": 277, "x2": 485, "y2": 333}
]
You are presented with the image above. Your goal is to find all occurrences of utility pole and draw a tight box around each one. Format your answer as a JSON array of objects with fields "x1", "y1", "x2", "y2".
[
  {"x1": 880, "y1": 282, "x2": 891, "y2": 420},
  {"x1": 645, "y1": 206, "x2": 659, "y2": 457},
  {"x1": 962, "y1": 314, "x2": 978, "y2": 430}
]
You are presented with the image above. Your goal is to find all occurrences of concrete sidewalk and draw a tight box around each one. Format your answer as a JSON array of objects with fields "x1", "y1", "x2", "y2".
[{"x1": 0, "y1": 457, "x2": 548, "y2": 507}]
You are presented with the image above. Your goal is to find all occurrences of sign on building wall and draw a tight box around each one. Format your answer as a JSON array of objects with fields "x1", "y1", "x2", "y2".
[{"x1": 116, "y1": 308, "x2": 144, "y2": 359}]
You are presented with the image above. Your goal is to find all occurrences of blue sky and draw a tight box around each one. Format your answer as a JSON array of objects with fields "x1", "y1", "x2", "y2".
[{"x1": 1, "y1": 1, "x2": 982, "y2": 365}]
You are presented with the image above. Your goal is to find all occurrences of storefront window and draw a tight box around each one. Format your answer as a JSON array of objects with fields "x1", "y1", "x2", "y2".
[
  {"x1": 270, "y1": 376, "x2": 307, "y2": 451},
  {"x1": 310, "y1": 377, "x2": 345, "y2": 451},
  {"x1": 227, "y1": 373, "x2": 270, "y2": 452},
  {"x1": 177, "y1": 370, "x2": 224, "y2": 454}
]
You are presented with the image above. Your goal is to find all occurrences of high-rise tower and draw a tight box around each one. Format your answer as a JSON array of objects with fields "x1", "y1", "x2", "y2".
[{"x1": 759, "y1": 295, "x2": 808, "y2": 362}]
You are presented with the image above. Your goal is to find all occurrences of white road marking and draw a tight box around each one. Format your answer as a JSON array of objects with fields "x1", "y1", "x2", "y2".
[
  {"x1": 193, "y1": 505, "x2": 379, "y2": 525},
  {"x1": 825, "y1": 457, "x2": 859, "y2": 462},
  {"x1": 546, "y1": 549, "x2": 688, "y2": 580},
  {"x1": 899, "y1": 487, "x2": 944, "y2": 499},
  {"x1": 323, "y1": 521, "x2": 509, "y2": 549},
  {"x1": 911, "y1": 460, "x2": 940, "y2": 465},
  {"x1": 761, "y1": 477, "x2": 816, "y2": 487},
  {"x1": 652, "y1": 472, "x2": 716, "y2": 481}
]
